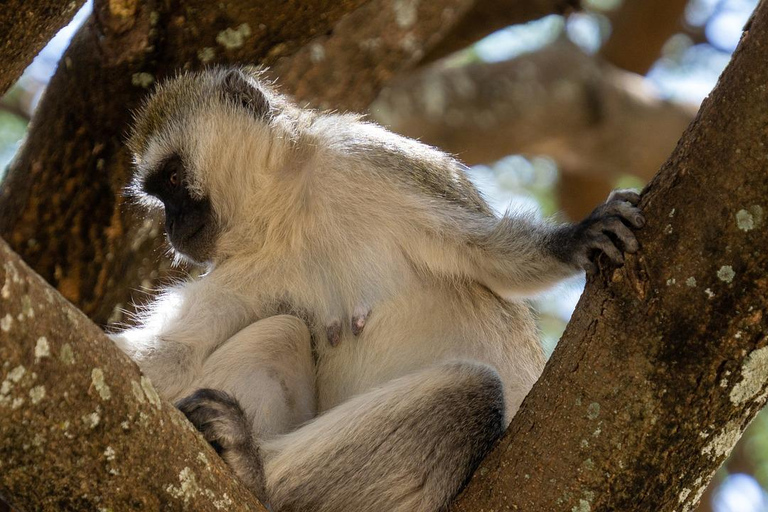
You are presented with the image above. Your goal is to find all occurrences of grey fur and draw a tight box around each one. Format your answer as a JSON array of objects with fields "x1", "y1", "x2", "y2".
[{"x1": 111, "y1": 67, "x2": 644, "y2": 511}]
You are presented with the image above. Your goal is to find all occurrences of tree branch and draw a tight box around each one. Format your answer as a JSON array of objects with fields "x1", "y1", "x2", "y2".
[
  {"x1": 453, "y1": 2, "x2": 768, "y2": 510},
  {"x1": 418, "y1": 0, "x2": 580, "y2": 65},
  {"x1": 0, "y1": 0, "x2": 86, "y2": 95},
  {"x1": 0, "y1": 238, "x2": 266, "y2": 511},
  {"x1": 372, "y1": 39, "x2": 696, "y2": 217}
]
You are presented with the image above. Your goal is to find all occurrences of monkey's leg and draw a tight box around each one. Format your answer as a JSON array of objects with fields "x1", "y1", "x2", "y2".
[
  {"x1": 177, "y1": 315, "x2": 315, "y2": 498},
  {"x1": 263, "y1": 360, "x2": 505, "y2": 512}
]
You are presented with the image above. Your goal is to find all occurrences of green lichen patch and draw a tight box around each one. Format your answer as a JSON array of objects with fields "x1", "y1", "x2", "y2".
[
  {"x1": 35, "y1": 336, "x2": 50, "y2": 360},
  {"x1": 91, "y1": 368, "x2": 112, "y2": 400},
  {"x1": 216, "y1": 23, "x2": 252, "y2": 49},
  {"x1": 717, "y1": 265, "x2": 735, "y2": 283},
  {"x1": 730, "y1": 345, "x2": 768, "y2": 404}
]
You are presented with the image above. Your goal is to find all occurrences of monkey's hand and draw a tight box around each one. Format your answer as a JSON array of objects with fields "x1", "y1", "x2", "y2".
[
  {"x1": 176, "y1": 389, "x2": 266, "y2": 496},
  {"x1": 553, "y1": 189, "x2": 645, "y2": 273},
  {"x1": 326, "y1": 305, "x2": 371, "y2": 347}
]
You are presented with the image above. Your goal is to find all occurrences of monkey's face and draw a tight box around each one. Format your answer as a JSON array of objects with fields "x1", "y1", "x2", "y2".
[
  {"x1": 140, "y1": 153, "x2": 220, "y2": 265},
  {"x1": 129, "y1": 67, "x2": 281, "y2": 265}
]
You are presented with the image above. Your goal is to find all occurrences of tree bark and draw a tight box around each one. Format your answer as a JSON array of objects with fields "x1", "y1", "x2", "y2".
[
  {"x1": 452, "y1": 2, "x2": 768, "y2": 510},
  {"x1": 0, "y1": 0, "x2": 86, "y2": 96},
  {"x1": 0, "y1": 0, "x2": 571, "y2": 328},
  {"x1": 0, "y1": 239, "x2": 266, "y2": 511}
]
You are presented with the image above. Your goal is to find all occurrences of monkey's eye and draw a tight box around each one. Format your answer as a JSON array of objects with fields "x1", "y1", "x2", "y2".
[{"x1": 168, "y1": 171, "x2": 180, "y2": 188}]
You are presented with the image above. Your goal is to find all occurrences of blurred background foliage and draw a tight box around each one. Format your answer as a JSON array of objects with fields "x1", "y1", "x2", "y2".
[{"x1": 0, "y1": 0, "x2": 764, "y2": 510}]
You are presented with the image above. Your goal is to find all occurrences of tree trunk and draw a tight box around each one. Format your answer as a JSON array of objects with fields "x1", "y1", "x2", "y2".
[
  {"x1": 0, "y1": 239, "x2": 266, "y2": 511},
  {"x1": 453, "y1": 3, "x2": 768, "y2": 511},
  {"x1": 0, "y1": 0, "x2": 86, "y2": 95}
]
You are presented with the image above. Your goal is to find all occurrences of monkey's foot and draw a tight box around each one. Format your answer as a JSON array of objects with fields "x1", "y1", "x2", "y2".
[
  {"x1": 559, "y1": 188, "x2": 645, "y2": 273},
  {"x1": 176, "y1": 389, "x2": 266, "y2": 496}
]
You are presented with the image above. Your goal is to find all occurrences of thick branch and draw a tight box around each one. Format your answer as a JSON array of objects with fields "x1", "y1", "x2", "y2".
[
  {"x1": 373, "y1": 40, "x2": 695, "y2": 211},
  {"x1": 0, "y1": 0, "x2": 85, "y2": 95},
  {"x1": 0, "y1": 239, "x2": 265, "y2": 511},
  {"x1": 453, "y1": 3, "x2": 768, "y2": 511}
]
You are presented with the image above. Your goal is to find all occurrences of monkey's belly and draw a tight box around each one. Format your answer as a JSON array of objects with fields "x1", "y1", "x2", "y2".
[{"x1": 314, "y1": 282, "x2": 545, "y2": 419}]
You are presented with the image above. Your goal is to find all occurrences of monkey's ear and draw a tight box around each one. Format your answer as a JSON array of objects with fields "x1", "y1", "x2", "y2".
[{"x1": 221, "y1": 68, "x2": 270, "y2": 118}]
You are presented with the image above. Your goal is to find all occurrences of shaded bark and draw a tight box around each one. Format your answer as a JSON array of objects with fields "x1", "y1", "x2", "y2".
[
  {"x1": 453, "y1": 2, "x2": 768, "y2": 510},
  {"x1": 0, "y1": 239, "x2": 266, "y2": 511},
  {"x1": 0, "y1": 0, "x2": 86, "y2": 95},
  {"x1": 0, "y1": 0, "x2": 570, "y2": 328},
  {"x1": 373, "y1": 40, "x2": 695, "y2": 217}
]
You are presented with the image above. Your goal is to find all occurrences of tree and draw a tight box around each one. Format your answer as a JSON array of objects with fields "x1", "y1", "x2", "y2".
[{"x1": 2, "y1": 0, "x2": 767, "y2": 510}]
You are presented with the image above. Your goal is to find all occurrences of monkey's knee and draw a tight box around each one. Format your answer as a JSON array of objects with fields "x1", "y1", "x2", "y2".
[
  {"x1": 265, "y1": 361, "x2": 505, "y2": 512},
  {"x1": 200, "y1": 315, "x2": 316, "y2": 437},
  {"x1": 430, "y1": 362, "x2": 507, "y2": 461}
]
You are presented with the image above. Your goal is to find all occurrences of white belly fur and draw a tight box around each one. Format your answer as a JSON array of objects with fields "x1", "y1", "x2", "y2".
[{"x1": 314, "y1": 280, "x2": 545, "y2": 420}]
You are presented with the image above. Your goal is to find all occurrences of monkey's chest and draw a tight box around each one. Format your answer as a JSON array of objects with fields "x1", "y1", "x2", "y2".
[{"x1": 310, "y1": 283, "x2": 539, "y2": 413}]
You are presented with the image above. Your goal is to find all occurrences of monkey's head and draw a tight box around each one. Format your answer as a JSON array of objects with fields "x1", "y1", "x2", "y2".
[{"x1": 128, "y1": 67, "x2": 300, "y2": 265}]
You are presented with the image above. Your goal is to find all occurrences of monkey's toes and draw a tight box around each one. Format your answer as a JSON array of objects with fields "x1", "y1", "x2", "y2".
[{"x1": 176, "y1": 388, "x2": 250, "y2": 451}]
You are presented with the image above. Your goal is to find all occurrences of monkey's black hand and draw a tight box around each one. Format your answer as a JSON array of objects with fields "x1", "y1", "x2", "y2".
[
  {"x1": 553, "y1": 189, "x2": 645, "y2": 273},
  {"x1": 176, "y1": 389, "x2": 265, "y2": 495}
]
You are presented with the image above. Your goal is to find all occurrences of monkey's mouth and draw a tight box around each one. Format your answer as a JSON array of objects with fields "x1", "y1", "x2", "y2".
[{"x1": 167, "y1": 218, "x2": 219, "y2": 265}]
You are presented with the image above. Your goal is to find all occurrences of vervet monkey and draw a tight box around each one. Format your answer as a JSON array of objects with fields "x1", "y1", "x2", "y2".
[{"x1": 112, "y1": 67, "x2": 644, "y2": 511}]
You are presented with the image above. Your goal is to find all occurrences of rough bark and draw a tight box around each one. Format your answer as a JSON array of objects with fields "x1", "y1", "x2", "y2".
[
  {"x1": 0, "y1": 0, "x2": 570, "y2": 328},
  {"x1": 452, "y1": 2, "x2": 768, "y2": 510},
  {"x1": 372, "y1": 40, "x2": 696, "y2": 215},
  {"x1": 0, "y1": 239, "x2": 266, "y2": 511},
  {"x1": 0, "y1": 0, "x2": 86, "y2": 96}
]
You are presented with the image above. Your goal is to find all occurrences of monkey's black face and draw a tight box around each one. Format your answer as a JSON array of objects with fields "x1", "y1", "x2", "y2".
[{"x1": 143, "y1": 155, "x2": 219, "y2": 265}]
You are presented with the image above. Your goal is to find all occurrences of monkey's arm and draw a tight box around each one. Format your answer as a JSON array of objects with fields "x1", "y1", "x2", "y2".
[
  {"x1": 109, "y1": 277, "x2": 256, "y2": 399},
  {"x1": 411, "y1": 189, "x2": 644, "y2": 298}
]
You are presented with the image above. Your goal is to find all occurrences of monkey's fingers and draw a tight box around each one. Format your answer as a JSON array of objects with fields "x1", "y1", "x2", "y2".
[
  {"x1": 607, "y1": 188, "x2": 641, "y2": 206},
  {"x1": 600, "y1": 217, "x2": 639, "y2": 253}
]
